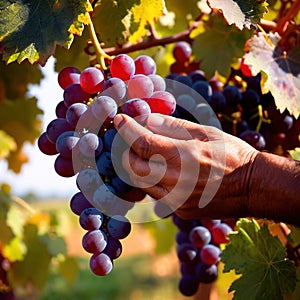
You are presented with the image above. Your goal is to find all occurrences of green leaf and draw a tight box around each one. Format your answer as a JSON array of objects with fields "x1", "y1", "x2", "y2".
[
  {"x1": 0, "y1": 130, "x2": 16, "y2": 159},
  {"x1": 192, "y1": 15, "x2": 253, "y2": 78},
  {"x1": 0, "y1": 0, "x2": 92, "y2": 65},
  {"x1": 244, "y1": 32, "x2": 300, "y2": 118},
  {"x1": 93, "y1": 0, "x2": 139, "y2": 47},
  {"x1": 40, "y1": 234, "x2": 67, "y2": 257},
  {"x1": 58, "y1": 256, "x2": 79, "y2": 285},
  {"x1": 207, "y1": 0, "x2": 268, "y2": 30},
  {"x1": 288, "y1": 148, "x2": 300, "y2": 161},
  {"x1": 221, "y1": 219, "x2": 298, "y2": 300},
  {"x1": 0, "y1": 193, "x2": 14, "y2": 245}
]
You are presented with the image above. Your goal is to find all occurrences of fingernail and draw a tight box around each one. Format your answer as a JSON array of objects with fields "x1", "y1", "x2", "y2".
[
  {"x1": 114, "y1": 114, "x2": 124, "y2": 129},
  {"x1": 147, "y1": 114, "x2": 164, "y2": 128}
]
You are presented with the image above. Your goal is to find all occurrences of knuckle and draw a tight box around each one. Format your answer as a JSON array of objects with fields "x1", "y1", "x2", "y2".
[{"x1": 133, "y1": 133, "x2": 155, "y2": 158}]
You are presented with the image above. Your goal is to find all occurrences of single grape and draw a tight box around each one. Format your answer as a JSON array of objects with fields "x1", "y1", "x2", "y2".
[
  {"x1": 82, "y1": 229, "x2": 108, "y2": 253},
  {"x1": 178, "y1": 275, "x2": 199, "y2": 297},
  {"x1": 56, "y1": 131, "x2": 80, "y2": 158},
  {"x1": 54, "y1": 155, "x2": 75, "y2": 177},
  {"x1": 80, "y1": 67, "x2": 104, "y2": 94},
  {"x1": 55, "y1": 101, "x2": 68, "y2": 118},
  {"x1": 134, "y1": 55, "x2": 156, "y2": 75},
  {"x1": 148, "y1": 74, "x2": 166, "y2": 91},
  {"x1": 239, "y1": 130, "x2": 266, "y2": 150},
  {"x1": 79, "y1": 207, "x2": 104, "y2": 230},
  {"x1": 209, "y1": 91, "x2": 227, "y2": 113},
  {"x1": 122, "y1": 98, "x2": 151, "y2": 118},
  {"x1": 200, "y1": 219, "x2": 221, "y2": 231},
  {"x1": 69, "y1": 192, "x2": 93, "y2": 216},
  {"x1": 63, "y1": 83, "x2": 90, "y2": 107},
  {"x1": 172, "y1": 214, "x2": 199, "y2": 232},
  {"x1": 66, "y1": 103, "x2": 88, "y2": 129},
  {"x1": 176, "y1": 94, "x2": 196, "y2": 112},
  {"x1": 89, "y1": 253, "x2": 113, "y2": 276},
  {"x1": 173, "y1": 41, "x2": 192, "y2": 63},
  {"x1": 110, "y1": 54, "x2": 135, "y2": 81},
  {"x1": 188, "y1": 70, "x2": 207, "y2": 83},
  {"x1": 174, "y1": 75, "x2": 193, "y2": 87},
  {"x1": 103, "y1": 128, "x2": 117, "y2": 151},
  {"x1": 222, "y1": 85, "x2": 242, "y2": 107},
  {"x1": 145, "y1": 91, "x2": 176, "y2": 115},
  {"x1": 127, "y1": 74, "x2": 154, "y2": 99},
  {"x1": 103, "y1": 236, "x2": 123, "y2": 259},
  {"x1": 96, "y1": 151, "x2": 115, "y2": 176},
  {"x1": 91, "y1": 95, "x2": 118, "y2": 122},
  {"x1": 76, "y1": 168, "x2": 102, "y2": 198},
  {"x1": 189, "y1": 226, "x2": 211, "y2": 248},
  {"x1": 200, "y1": 244, "x2": 221, "y2": 265},
  {"x1": 176, "y1": 230, "x2": 190, "y2": 245},
  {"x1": 37, "y1": 132, "x2": 58, "y2": 155},
  {"x1": 211, "y1": 223, "x2": 232, "y2": 245},
  {"x1": 193, "y1": 103, "x2": 213, "y2": 124},
  {"x1": 79, "y1": 132, "x2": 103, "y2": 158},
  {"x1": 195, "y1": 262, "x2": 218, "y2": 284},
  {"x1": 58, "y1": 66, "x2": 80, "y2": 89},
  {"x1": 46, "y1": 118, "x2": 72, "y2": 143},
  {"x1": 241, "y1": 89, "x2": 260, "y2": 111},
  {"x1": 192, "y1": 81, "x2": 212, "y2": 100},
  {"x1": 102, "y1": 77, "x2": 127, "y2": 104},
  {"x1": 107, "y1": 215, "x2": 131, "y2": 239},
  {"x1": 111, "y1": 176, "x2": 132, "y2": 194},
  {"x1": 177, "y1": 243, "x2": 198, "y2": 263}
]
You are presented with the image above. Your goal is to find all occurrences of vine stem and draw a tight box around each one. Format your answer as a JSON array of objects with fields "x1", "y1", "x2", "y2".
[
  {"x1": 11, "y1": 195, "x2": 36, "y2": 214},
  {"x1": 276, "y1": 0, "x2": 300, "y2": 35},
  {"x1": 87, "y1": 13, "x2": 114, "y2": 69}
]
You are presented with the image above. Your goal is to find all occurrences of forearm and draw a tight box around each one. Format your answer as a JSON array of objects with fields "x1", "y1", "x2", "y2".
[{"x1": 248, "y1": 152, "x2": 300, "y2": 227}]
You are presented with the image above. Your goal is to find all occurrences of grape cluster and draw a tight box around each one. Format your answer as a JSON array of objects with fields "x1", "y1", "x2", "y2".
[
  {"x1": 168, "y1": 42, "x2": 299, "y2": 154},
  {"x1": 38, "y1": 54, "x2": 176, "y2": 276},
  {"x1": 172, "y1": 215, "x2": 232, "y2": 297}
]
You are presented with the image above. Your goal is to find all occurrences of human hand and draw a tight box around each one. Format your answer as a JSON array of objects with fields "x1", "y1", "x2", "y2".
[{"x1": 113, "y1": 113, "x2": 258, "y2": 220}]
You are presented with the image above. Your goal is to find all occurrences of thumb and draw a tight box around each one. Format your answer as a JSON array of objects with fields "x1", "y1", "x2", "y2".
[{"x1": 146, "y1": 113, "x2": 212, "y2": 140}]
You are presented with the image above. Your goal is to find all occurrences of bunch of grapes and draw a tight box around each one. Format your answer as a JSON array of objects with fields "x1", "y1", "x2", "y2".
[
  {"x1": 170, "y1": 214, "x2": 233, "y2": 296},
  {"x1": 38, "y1": 54, "x2": 176, "y2": 276}
]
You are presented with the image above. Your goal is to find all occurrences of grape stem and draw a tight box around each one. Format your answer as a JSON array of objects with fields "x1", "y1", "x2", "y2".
[
  {"x1": 87, "y1": 13, "x2": 114, "y2": 69},
  {"x1": 253, "y1": 105, "x2": 271, "y2": 133},
  {"x1": 276, "y1": 0, "x2": 300, "y2": 35}
]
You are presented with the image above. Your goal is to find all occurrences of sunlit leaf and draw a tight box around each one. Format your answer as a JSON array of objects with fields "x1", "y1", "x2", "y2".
[
  {"x1": 208, "y1": 0, "x2": 268, "y2": 30},
  {"x1": 0, "y1": 130, "x2": 16, "y2": 159},
  {"x1": 222, "y1": 219, "x2": 297, "y2": 300},
  {"x1": 3, "y1": 236, "x2": 27, "y2": 262},
  {"x1": 0, "y1": 0, "x2": 92, "y2": 65},
  {"x1": 244, "y1": 32, "x2": 300, "y2": 118},
  {"x1": 289, "y1": 148, "x2": 300, "y2": 161}
]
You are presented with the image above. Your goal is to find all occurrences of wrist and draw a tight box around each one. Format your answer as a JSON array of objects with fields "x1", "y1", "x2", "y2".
[{"x1": 248, "y1": 151, "x2": 300, "y2": 226}]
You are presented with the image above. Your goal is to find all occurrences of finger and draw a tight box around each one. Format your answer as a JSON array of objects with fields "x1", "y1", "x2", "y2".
[
  {"x1": 114, "y1": 113, "x2": 178, "y2": 160},
  {"x1": 146, "y1": 113, "x2": 222, "y2": 141},
  {"x1": 122, "y1": 148, "x2": 179, "y2": 188}
]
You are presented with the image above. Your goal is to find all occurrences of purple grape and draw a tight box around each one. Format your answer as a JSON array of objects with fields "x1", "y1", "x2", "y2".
[
  {"x1": 79, "y1": 207, "x2": 104, "y2": 230},
  {"x1": 37, "y1": 132, "x2": 58, "y2": 155},
  {"x1": 195, "y1": 262, "x2": 218, "y2": 283},
  {"x1": 134, "y1": 55, "x2": 156, "y2": 75},
  {"x1": 56, "y1": 101, "x2": 68, "y2": 118},
  {"x1": 55, "y1": 131, "x2": 79, "y2": 158},
  {"x1": 127, "y1": 74, "x2": 154, "y2": 99},
  {"x1": 79, "y1": 133, "x2": 103, "y2": 158},
  {"x1": 80, "y1": 66, "x2": 104, "y2": 94},
  {"x1": 63, "y1": 83, "x2": 90, "y2": 107},
  {"x1": 76, "y1": 169, "x2": 102, "y2": 198},
  {"x1": 91, "y1": 95, "x2": 118, "y2": 122},
  {"x1": 107, "y1": 215, "x2": 131, "y2": 239},
  {"x1": 103, "y1": 236, "x2": 123, "y2": 259},
  {"x1": 173, "y1": 42, "x2": 192, "y2": 63},
  {"x1": 54, "y1": 155, "x2": 75, "y2": 177},
  {"x1": 189, "y1": 226, "x2": 211, "y2": 248},
  {"x1": 66, "y1": 103, "x2": 88, "y2": 129},
  {"x1": 82, "y1": 229, "x2": 108, "y2": 253},
  {"x1": 46, "y1": 118, "x2": 72, "y2": 143},
  {"x1": 211, "y1": 223, "x2": 232, "y2": 245},
  {"x1": 177, "y1": 243, "x2": 198, "y2": 263},
  {"x1": 122, "y1": 98, "x2": 151, "y2": 118},
  {"x1": 200, "y1": 244, "x2": 221, "y2": 265},
  {"x1": 89, "y1": 253, "x2": 113, "y2": 276},
  {"x1": 103, "y1": 128, "x2": 117, "y2": 151},
  {"x1": 178, "y1": 275, "x2": 199, "y2": 297},
  {"x1": 239, "y1": 130, "x2": 266, "y2": 150},
  {"x1": 192, "y1": 81, "x2": 212, "y2": 100},
  {"x1": 176, "y1": 230, "x2": 190, "y2": 245},
  {"x1": 69, "y1": 192, "x2": 93, "y2": 216},
  {"x1": 101, "y1": 77, "x2": 127, "y2": 104},
  {"x1": 96, "y1": 151, "x2": 115, "y2": 176}
]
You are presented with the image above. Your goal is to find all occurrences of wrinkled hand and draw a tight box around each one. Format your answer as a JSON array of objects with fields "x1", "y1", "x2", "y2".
[{"x1": 114, "y1": 113, "x2": 258, "y2": 220}]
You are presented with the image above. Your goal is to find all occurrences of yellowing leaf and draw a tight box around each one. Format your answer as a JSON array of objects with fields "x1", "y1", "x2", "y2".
[
  {"x1": 208, "y1": 0, "x2": 268, "y2": 30},
  {"x1": 3, "y1": 236, "x2": 27, "y2": 262},
  {"x1": 289, "y1": 148, "x2": 300, "y2": 161},
  {"x1": 0, "y1": 130, "x2": 16, "y2": 159},
  {"x1": 244, "y1": 32, "x2": 300, "y2": 118},
  {"x1": 129, "y1": 0, "x2": 166, "y2": 43}
]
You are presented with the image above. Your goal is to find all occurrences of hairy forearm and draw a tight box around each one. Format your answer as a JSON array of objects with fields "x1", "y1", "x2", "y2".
[{"x1": 248, "y1": 152, "x2": 300, "y2": 227}]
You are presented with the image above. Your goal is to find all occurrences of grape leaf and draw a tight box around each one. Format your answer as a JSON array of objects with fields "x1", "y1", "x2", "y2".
[
  {"x1": 0, "y1": 130, "x2": 16, "y2": 159},
  {"x1": 244, "y1": 32, "x2": 300, "y2": 118},
  {"x1": 207, "y1": 0, "x2": 268, "y2": 30},
  {"x1": 289, "y1": 148, "x2": 300, "y2": 161},
  {"x1": 192, "y1": 15, "x2": 253, "y2": 78},
  {"x1": 128, "y1": 0, "x2": 166, "y2": 43},
  {"x1": 221, "y1": 219, "x2": 297, "y2": 300},
  {"x1": 93, "y1": 0, "x2": 140, "y2": 47},
  {"x1": 0, "y1": 0, "x2": 92, "y2": 65},
  {"x1": 3, "y1": 236, "x2": 26, "y2": 262},
  {"x1": 58, "y1": 256, "x2": 79, "y2": 285}
]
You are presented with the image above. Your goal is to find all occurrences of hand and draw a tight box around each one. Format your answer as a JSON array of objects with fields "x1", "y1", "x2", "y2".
[{"x1": 114, "y1": 113, "x2": 258, "y2": 220}]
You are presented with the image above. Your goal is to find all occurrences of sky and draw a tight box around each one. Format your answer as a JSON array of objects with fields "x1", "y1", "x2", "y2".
[{"x1": 0, "y1": 57, "x2": 78, "y2": 199}]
